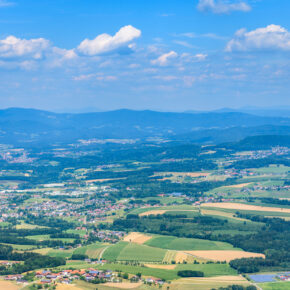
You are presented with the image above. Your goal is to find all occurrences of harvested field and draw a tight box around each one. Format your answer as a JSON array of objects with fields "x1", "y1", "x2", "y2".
[
  {"x1": 145, "y1": 264, "x2": 176, "y2": 270},
  {"x1": 175, "y1": 251, "x2": 188, "y2": 263},
  {"x1": 162, "y1": 250, "x2": 176, "y2": 263},
  {"x1": 201, "y1": 202, "x2": 290, "y2": 213},
  {"x1": 123, "y1": 232, "x2": 152, "y2": 244},
  {"x1": 184, "y1": 250, "x2": 265, "y2": 262},
  {"x1": 139, "y1": 210, "x2": 166, "y2": 216},
  {"x1": 0, "y1": 280, "x2": 20, "y2": 290},
  {"x1": 169, "y1": 275, "x2": 250, "y2": 290},
  {"x1": 223, "y1": 183, "x2": 252, "y2": 188},
  {"x1": 56, "y1": 284, "x2": 82, "y2": 290},
  {"x1": 104, "y1": 282, "x2": 142, "y2": 289},
  {"x1": 85, "y1": 178, "x2": 125, "y2": 183},
  {"x1": 32, "y1": 247, "x2": 51, "y2": 255}
]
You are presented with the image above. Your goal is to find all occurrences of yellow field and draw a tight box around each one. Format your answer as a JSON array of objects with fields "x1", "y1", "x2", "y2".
[
  {"x1": 139, "y1": 210, "x2": 166, "y2": 216},
  {"x1": 104, "y1": 282, "x2": 142, "y2": 289},
  {"x1": 223, "y1": 183, "x2": 252, "y2": 188},
  {"x1": 123, "y1": 232, "x2": 152, "y2": 244},
  {"x1": 85, "y1": 178, "x2": 125, "y2": 183},
  {"x1": 162, "y1": 250, "x2": 177, "y2": 263},
  {"x1": 32, "y1": 247, "x2": 51, "y2": 255},
  {"x1": 184, "y1": 250, "x2": 265, "y2": 262},
  {"x1": 0, "y1": 280, "x2": 20, "y2": 290},
  {"x1": 201, "y1": 202, "x2": 290, "y2": 213},
  {"x1": 145, "y1": 264, "x2": 176, "y2": 270},
  {"x1": 16, "y1": 222, "x2": 46, "y2": 229},
  {"x1": 56, "y1": 284, "x2": 83, "y2": 290},
  {"x1": 169, "y1": 275, "x2": 251, "y2": 290},
  {"x1": 175, "y1": 251, "x2": 189, "y2": 263}
]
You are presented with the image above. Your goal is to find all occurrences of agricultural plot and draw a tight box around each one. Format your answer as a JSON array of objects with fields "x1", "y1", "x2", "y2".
[
  {"x1": 201, "y1": 202, "x2": 290, "y2": 213},
  {"x1": 102, "y1": 242, "x2": 128, "y2": 261},
  {"x1": 123, "y1": 232, "x2": 152, "y2": 244},
  {"x1": 145, "y1": 235, "x2": 238, "y2": 251},
  {"x1": 260, "y1": 282, "x2": 290, "y2": 290},
  {"x1": 16, "y1": 222, "x2": 47, "y2": 230},
  {"x1": 117, "y1": 243, "x2": 166, "y2": 262},
  {"x1": 170, "y1": 275, "x2": 250, "y2": 290},
  {"x1": 185, "y1": 250, "x2": 265, "y2": 262},
  {"x1": 33, "y1": 247, "x2": 74, "y2": 258},
  {"x1": 74, "y1": 242, "x2": 106, "y2": 259},
  {"x1": 0, "y1": 280, "x2": 20, "y2": 290},
  {"x1": 26, "y1": 234, "x2": 76, "y2": 243}
]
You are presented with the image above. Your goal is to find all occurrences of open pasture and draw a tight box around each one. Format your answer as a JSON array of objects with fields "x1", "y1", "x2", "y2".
[
  {"x1": 201, "y1": 202, "x2": 290, "y2": 213},
  {"x1": 184, "y1": 250, "x2": 265, "y2": 262},
  {"x1": 145, "y1": 235, "x2": 238, "y2": 251}
]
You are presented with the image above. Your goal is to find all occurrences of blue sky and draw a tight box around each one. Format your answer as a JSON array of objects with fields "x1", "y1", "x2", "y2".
[{"x1": 0, "y1": 0, "x2": 289, "y2": 112}]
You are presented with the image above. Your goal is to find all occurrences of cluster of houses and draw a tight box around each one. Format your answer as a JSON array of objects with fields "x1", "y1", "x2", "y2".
[
  {"x1": 277, "y1": 273, "x2": 290, "y2": 281},
  {"x1": 89, "y1": 230, "x2": 126, "y2": 243},
  {"x1": 4, "y1": 269, "x2": 167, "y2": 287}
]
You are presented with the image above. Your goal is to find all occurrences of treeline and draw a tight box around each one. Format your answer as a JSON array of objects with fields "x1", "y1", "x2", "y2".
[
  {"x1": 25, "y1": 215, "x2": 74, "y2": 230},
  {"x1": 0, "y1": 244, "x2": 65, "y2": 274},
  {"x1": 258, "y1": 197, "x2": 290, "y2": 206},
  {"x1": 227, "y1": 157, "x2": 290, "y2": 170},
  {"x1": 112, "y1": 214, "x2": 259, "y2": 241}
]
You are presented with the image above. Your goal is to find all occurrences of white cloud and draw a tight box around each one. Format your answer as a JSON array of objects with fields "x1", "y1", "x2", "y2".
[
  {"x1": 73, "y1": 73, "x2": 117, "y2": 81},
  {"x1": 151, "y1": 51, "x2": 178, "y2": 66},
  {"x1": 197, "y1": 0, "x2": 251, "y2": 14},
  {"x1": 194, "y1": 53, "x2": 208, "y2": 60},
  {"x1": 181, "y1": 53, "x2": 207, "y2": 62},
  {"x1": 0, "y1": 36, "x2": 50, "y2": 59},
  {"x1": 226, "y1": 24, "x2": 290, "y2": 52},
  {"x1": 0, "y1": 0, "x2": 14, "y2": 7},
  {"x1": 77, "y1": 25, "x2": 141, "y2": 56}
]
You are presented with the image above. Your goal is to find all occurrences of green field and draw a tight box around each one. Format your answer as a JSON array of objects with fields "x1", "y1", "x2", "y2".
[
  {"x1": 102, "y1": 242, "x2": 166, "y2": 262},
  {"x1": 26, "y1": 234, "x2": 75, "y2": 243},
  {"x1": 102, "y1": 242, "x2": 128, "y2": 261},
  {"x1": 117, "y1": 243, "x2": 166, "y2": 262},
  {"x1": 145, "y1": 235, "x2": 239, "y2": 251},
  {"x1": 260, "y1": 282, "x2": 290, "y2": 290},
  {"x1": 73, "y1": 242, "x2": 106, "y2": 259}
]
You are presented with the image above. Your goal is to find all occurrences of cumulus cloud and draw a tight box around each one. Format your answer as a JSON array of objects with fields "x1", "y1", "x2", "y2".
[
  {"x1": 151, "y1": 51, "x2": 178, "y2": 66},
  {"x1": 0, "y1": 36, "x2": 50, "y2": 59},
  {"x1": 77, "y1": 25, "x2": 141, "y2": 56},
  {"x1": 226, "y1": 24, "x2": 290, "y2": 52},
  {"x1": 197, "y1": 0, "x2": 251, "y2": 14}
]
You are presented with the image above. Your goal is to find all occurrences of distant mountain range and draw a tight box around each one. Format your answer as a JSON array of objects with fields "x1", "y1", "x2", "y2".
[
  {"x1": 0, "y1": 108, "x2": 289, "y2": 146},
  {"x1": 186, "y1": 107, "x2": 290, "y2": 118}
]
